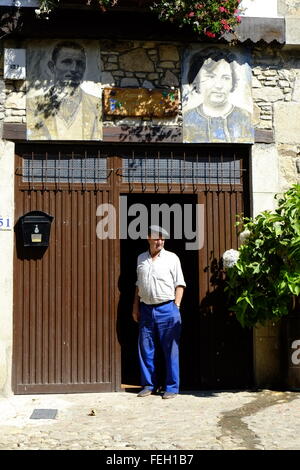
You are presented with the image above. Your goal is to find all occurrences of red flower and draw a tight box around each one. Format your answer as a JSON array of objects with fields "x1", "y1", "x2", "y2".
[
  {"x1": 204, "y1": 31, "x2": 216, "y2": 38},
  {"x1": 221, "y1": 19, "x2": 231, "y2": 31},
  {"x1": 187, "y1": 11, "x2": 195, "y2": 17}
]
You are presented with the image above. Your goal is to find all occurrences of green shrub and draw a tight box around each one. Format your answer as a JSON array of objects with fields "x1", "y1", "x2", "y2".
[{"x1": 225, "y1": 184, "x2": 300, "y2": 327}]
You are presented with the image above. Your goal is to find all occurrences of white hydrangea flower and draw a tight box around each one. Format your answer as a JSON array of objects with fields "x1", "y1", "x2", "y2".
[
  {"x1": 239, "y1": 229, "x2": 251, "y2": 244},
  {"x1": 222, "y1": 249, "x2": 240, "y2": 269},
  {"x1": 273, "y1": 221, "x2": 283, "y2": 235}
]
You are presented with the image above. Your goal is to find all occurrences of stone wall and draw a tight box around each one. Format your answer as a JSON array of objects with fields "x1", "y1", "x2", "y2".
[
  {"x1": 100, "y1": 40, "x2": 181, "y2": 127},
  {"x1": 1, "y1": 40, "x2": 182, "y2": 132},
  {"x1": 252, "y1": 46, "x2": 300, "y2": 191},
  {"x1": 1, "y1": 40, "x2": 300, "y2": 192},
  {"x1": 3, "y1": 81, "x2": 26, "y2": 126}
]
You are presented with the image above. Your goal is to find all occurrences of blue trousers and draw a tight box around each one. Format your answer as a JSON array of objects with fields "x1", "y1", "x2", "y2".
[{"x1": 138, "y1": 300, "x2": 182, "y2": 394}]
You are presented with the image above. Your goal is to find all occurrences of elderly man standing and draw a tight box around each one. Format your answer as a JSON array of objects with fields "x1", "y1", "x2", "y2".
[{"x1": 132, "y1": 225, "x2": 186, "y2": 399}]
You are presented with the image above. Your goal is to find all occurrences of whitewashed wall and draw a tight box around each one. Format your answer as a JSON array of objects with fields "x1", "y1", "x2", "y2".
[
  {"x1": 0, "y1": 140, "x2": 14, "y2": 396},
  {"x1": 240, "y1": 0, "x2": 280, "y2": 17}
]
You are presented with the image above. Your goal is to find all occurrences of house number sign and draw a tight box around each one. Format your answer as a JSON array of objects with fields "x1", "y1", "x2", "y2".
[{"x1": 0, "y1": 216, "x2": 12, "y2": 231}]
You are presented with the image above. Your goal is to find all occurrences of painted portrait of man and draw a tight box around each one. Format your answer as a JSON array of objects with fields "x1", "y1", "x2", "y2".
[
  {"x1": 182, "y1": 46, "x2": 254, "y2": 144},
  {"x1": 26, "y1": 40, "x2": 102, "y2": 141}
]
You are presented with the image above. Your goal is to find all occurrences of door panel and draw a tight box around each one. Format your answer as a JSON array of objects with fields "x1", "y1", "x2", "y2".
[{"x1": 13, "y1": 148, "x2": 118, "y2": 393}]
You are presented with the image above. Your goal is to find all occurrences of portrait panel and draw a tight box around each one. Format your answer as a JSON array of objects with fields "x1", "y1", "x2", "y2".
[
  {"x1": 26, "y1": 39, "x2": 102, "y2": 141},
  {"x1": 182, "y1": 45, "x2": 254, "y2": 144}
]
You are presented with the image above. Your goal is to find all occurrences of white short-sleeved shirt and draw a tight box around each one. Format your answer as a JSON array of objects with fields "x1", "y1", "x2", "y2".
[{"x1": 136, "y1": 248, "x2": 186, "y2": 305}]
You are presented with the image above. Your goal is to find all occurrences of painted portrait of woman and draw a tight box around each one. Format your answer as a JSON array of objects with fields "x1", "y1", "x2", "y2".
[{"x1": 182, "y1": 46, "x2": 254, "y2": 144}]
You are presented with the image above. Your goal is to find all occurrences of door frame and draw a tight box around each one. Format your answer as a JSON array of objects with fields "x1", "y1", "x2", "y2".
[{"x1": 13, "y1": 143, "x2": 252, "y2": 393}]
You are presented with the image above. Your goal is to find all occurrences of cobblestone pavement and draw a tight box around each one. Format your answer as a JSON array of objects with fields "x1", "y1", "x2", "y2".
[{"x1": 0, "y1": 389, "x2": 299, "y2": 451}]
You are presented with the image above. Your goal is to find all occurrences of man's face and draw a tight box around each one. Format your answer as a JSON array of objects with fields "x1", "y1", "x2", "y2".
[
  {"x1": 148, "y1": 233, "x2": 165, "y2": 254},
  {"x1": 199, "y1": 59, "x2": 233, "y2": 107},
  {"x1": 50, "y1": 47, "x2": 86, "y2": 85}
]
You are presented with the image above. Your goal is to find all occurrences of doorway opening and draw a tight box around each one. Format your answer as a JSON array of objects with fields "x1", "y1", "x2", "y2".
[{"x1": 118, "y1": 193, "x2": 199, "y2": 389}]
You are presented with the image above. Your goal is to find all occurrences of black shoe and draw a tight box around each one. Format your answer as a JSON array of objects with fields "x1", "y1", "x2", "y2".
[
  {"x1": 162, "y1": 392, "x2": 178, "y2": 399},
  {"x1": 153, "y1": 385, "x2": 163, "y2": 395},
  {"x1": 137, "y1": 388, "x2": 153, "y2": 397}
]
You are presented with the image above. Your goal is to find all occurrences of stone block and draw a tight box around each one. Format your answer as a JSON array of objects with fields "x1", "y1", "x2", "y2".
[
  {"x1": 263, "y1": 70, "x2": 277, "y2": 77},
  {"x1": 120, "y1": 78, "x2": 140, "y2": 87},
  {"x1": 105, "y1": 63, "x2": 118, "y2": 71},
  {"x1": 279, "y1": 80, "x2": 290, "y2": 88},
  {"x1": 252, "y1": 76, "x2": 262, "y2": 88},
  {"x1": 279, "y1": 155, "x2": 300, "y2": 191},
  {"x1": 119, "y1": 48, "x2": 154, "y2": 72},
  {"x1": 159, "y1": 45, "x2": 179, "y2": 62},
  {"x1": 256, "y1": 120, "x2": 273, "y2": 130},
  {"x1": 253, "y1": 104, "x2": 261, "y2": 126},
  {"x1": 292, "y1": 76, "x2": 300, "y2": 102},
  {"x1": 113, "y1": 71, "x2": 125, "y2": 77},
  {"x1": 274, "y1": 102, "x2": 300, "y2": 143},
  {"x1": 253, "y1": 87, "x2": 284, "y2": 102},
  {"x1": 5, "y1": 92, "x2": 25, "y2": 110},
  {"x1": 108, "y1": 56, "x2": 118, "y2": 63},
  {"x1": 161, "y1": 70, "x2": 179, "y2": 87},
  {"x1": 251, "y1": 144, "x2": 279, "y2": 193},
  {"x1": 142, "y1": 80, "x2": 154, "y2": 89},
  {"x1": 4, "y1": 116, "x2": 23, "y2": 123},
  {"x1": 286, "y1": 17, "x2": 300, "y2": 44},
  {"x1": 160, "y1": 61, "x2": 175, "y2": 69},
  {"x1": 148, "y1": 73, "x2": 159, "y2": 80}
]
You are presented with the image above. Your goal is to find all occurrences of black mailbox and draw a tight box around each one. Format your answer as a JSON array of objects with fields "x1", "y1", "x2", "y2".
[{"x1": 20, "y1": 211, "x2": 54, "y2": 247}]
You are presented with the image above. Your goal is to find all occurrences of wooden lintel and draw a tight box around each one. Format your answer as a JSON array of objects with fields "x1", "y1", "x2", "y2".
[
  {"x1": 3, "y1": 122, "x2": 27, "y2": 141},
  {"x1": 103, "y1": 126, "x2": 182, "y2": 143},
  {"x1": 254, "y1": 129, "x2": 275, "y2": 144},
  {"x1": 3, "y1": 123, "x2": 183, "y2": 144}
]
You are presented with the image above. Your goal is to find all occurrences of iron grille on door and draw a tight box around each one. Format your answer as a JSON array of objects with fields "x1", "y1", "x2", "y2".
[
  {"x1": 18, "y1": 150, "x2": 109, "y2": 189},
  {"x1": 17, "y1": 146, "x2": 246, "y2": 190},
  {"x1": 122, "y1": 153, "x2": 241, "y2": 184}
]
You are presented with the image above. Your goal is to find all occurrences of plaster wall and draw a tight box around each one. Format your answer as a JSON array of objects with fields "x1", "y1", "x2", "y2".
[
  {"x1": 0, "y1": 139, "x2": 15, "y2": 396},
  {"x1": 240, "y1": 0, "x2": 280, "y2": 18}
]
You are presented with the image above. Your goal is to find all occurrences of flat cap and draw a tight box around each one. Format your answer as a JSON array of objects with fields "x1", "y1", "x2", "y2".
[{"x1": 148, "y1": 225, "x2": 170, "y2": 238}]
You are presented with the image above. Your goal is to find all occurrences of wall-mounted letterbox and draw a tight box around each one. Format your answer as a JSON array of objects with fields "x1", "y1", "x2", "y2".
[{"x1": 20, "y1": 211, "x2": 54, "y2": 247}]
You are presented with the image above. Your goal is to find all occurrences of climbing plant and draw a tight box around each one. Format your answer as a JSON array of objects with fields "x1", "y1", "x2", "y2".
[{"x1": 37, "y1": 0, "x2": 242, "y2": 38}]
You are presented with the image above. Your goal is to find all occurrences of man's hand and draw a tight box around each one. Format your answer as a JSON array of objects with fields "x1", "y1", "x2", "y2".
[
  {"x1": 132, "y1": 287, "x2": 140, "y2": 322},
  {"x1": 175, "y1": 285, "x2": 184, "y2": 308},
  {"x1": 132, "y1": 310, "x2": 140, "y2": 323}
]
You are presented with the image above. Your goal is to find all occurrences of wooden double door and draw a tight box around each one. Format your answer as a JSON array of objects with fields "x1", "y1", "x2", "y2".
[{"x1": 13, "y1": 144, "x2": 253, "y2": 393}]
